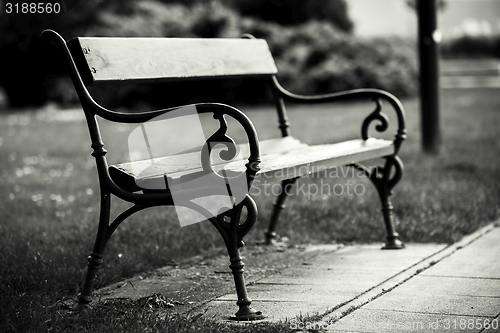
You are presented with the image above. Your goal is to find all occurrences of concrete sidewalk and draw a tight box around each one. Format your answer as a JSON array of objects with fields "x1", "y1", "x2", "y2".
[
  {"x1": 321, "y1": 223, "x2": 500, "y2": 332},
  {"x1": 95, "y1": 222, "x2": 500, "y2": 332}
]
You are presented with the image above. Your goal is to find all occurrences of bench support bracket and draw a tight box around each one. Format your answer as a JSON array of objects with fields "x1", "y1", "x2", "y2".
[
  {"x1": 350, "y1": 155, "x2": 405, "y2": 249},
  {"x1": 210, "y1": 195, "x2": 265, "y2": 320},
  {"x1": 78, "y1": 189, "x2": 111, "y2": 304},
  {"x1": 264, "y1": 178, "x2": 299, "y2": 244},
  {"x1": 78, "y1": 189, "x2": 149, "y2": 304}
]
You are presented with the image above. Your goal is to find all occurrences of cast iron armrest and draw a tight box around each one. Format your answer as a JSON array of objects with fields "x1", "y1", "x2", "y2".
[
  {"x1": 104, "y1": 102, "x2": 262, "y2": 204},
  {"x1": 272, "y1": 76, "x2": 407, "y2": 155}
]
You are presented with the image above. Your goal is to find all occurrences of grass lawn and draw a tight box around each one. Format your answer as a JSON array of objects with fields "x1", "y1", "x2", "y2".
[{"x1": 0, "y1": 88, "x2": 499, "y2": 332}]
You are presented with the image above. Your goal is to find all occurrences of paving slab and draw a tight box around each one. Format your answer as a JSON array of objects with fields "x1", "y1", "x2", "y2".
[
  {"x1": 377, "y1": 275, "x2": 500, "y2": 298},
  {"x1": 360, "y1": 228, "x2": 500, "y2": 318},
  {"x1": 94, "y1": 243, "x2": 343, "y2": 304},
  {"x1": 362, "y1": 290, "x2": 500, "y2": 317},
  {"x1": 326, "y1": 309, "x2": 492, "y2": 333},
  {"x1": 420, "y1": 227, "x2": 500, "y2": 279},
  {"x1": 217, "y1": 282, "x2": 360, "y2": 302},
  {"x1": 261, "y1": 267, "x2": 398, "y2": 290},
  {"x1": 323, "y1": 224, "x2": 500, "y2": 332},
  {"x1": 195, "y1": 243, "x2": 447, "y2": 322},
  {"x1": 304, "y1": 244, "x2": 446, "y2": 271}
]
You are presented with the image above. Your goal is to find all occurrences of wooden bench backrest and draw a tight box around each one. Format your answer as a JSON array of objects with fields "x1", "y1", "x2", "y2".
[{"x1": 67, "y1": 37, "x2": 278, "y2": 86}]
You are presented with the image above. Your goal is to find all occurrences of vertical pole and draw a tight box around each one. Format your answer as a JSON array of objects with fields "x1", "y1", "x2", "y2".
[{"x1": 417, "y1": 0, "x2": 441, "y2": 153}]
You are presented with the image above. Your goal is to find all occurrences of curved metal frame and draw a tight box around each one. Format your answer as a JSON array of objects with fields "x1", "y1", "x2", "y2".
[
  {"x1": 264, "y1": 75, "x2": 407, "y2": 248},
  {"x1": 41, "y1": 29, "x2": 264, "y2": 320},
  {"x1": 349, "y1": 156, "x2": 405, "y2": 249}
]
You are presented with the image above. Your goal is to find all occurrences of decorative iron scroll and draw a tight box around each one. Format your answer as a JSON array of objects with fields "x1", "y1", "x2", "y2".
[
  {"x1": 214, "y1": 194, "x2": 258, "y2": 245},
  {"x1": 201, "y1": 113, "x2": 239, "y2": 176},
  {"x1": 198, "y1": 111, "x2": 261, "y2": 191},
  {"x1": 361, "y1": 98, "x2": 389, "y2": 140},
  {"x1": 270, "y1": 75, "x2": 407, "y2": 155},
  {"x1": 360, "y1": 97, "x2": 406, "y2": 155},
  {"x1": 349, "y1": 155, "x2": 404, "y2": 195},
  {"x1": 158, "y1": 107, "x2": 260, "y2": 228}
]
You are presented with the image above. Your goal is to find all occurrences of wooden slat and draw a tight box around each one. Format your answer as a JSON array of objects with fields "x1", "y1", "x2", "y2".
[
  {"x1": 254, "y1": 138, "x2": 394, "y2": 180},
  {"x1": 109, "y1": 137, "x2": 394, "y2": 192},
  {"x1": 109, "y1": 136, "x2": 306, "y2": 191},
  {"x1": 67, "y1": 37, "x2": 278, "y2": 85}
]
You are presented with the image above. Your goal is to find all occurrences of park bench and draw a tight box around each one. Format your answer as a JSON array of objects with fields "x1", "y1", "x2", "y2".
[{"x1": 41, "y1": 29, "x2": 406, "y2": 321}]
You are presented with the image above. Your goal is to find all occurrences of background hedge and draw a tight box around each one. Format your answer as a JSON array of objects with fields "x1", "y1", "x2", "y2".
[{"x1": 1, "y1": 0, "x2": 420, "y2": 109}]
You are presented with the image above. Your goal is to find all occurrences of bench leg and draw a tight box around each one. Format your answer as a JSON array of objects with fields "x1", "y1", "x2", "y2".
[
  {"x1": 378, "y1": 156, "x2": 405, "y2": 249},
  {"x1": 264, "y1": 178, "x2": 298, "y2": 244},
  {"x1": 380, "y1": 199, "x2": 404, "y2": 250},
  {"x1": 351, "y1": 155, "x2": 405, "y2": 249},
  {"x1": 211, "y1": 195, "x2": 264, "y2": 320},
  {"x1": 227, "y1": 241, "x2": 264, "y2": 320},
  {"x1": 78, "y1": 192, "x2": 146, "y2": 304},
  {"x1": 78, "y1": 191, "x2": 111, "y2": 304}
]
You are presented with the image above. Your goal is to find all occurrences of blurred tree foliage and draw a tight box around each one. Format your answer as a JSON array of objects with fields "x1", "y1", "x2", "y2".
[
  {"x1": 441, "y1": 35, "x2": 500, "y2": 59},
  {"x1": 0, "y1": 0, "x2": 417, "y2": 109},
  {"x1": 0, "y1": 0, "x2": 107, "y2": 107},
  {"x1": 223, "y1": 0, "x2": 353, "y2": 32}
]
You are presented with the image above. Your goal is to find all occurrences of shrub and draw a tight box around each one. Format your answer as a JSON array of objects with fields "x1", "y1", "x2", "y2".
[
  {"x1": 441, "y1": 35, "x2": 500, "y2": 59},
  {"x1": 240, "y1": 19, "x2": 418, "y2": 98},
  {"x1": 3, "y1": 0, "x2": 418, "y2": 108},
  {"x1": 225, "y1": 0, "x2": 353, "y2": 33}
]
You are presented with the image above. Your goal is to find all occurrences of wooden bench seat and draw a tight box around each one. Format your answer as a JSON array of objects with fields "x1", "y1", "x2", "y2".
[{"x1": 110, "y1": 137, "x2": 394, "y2": 192}]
